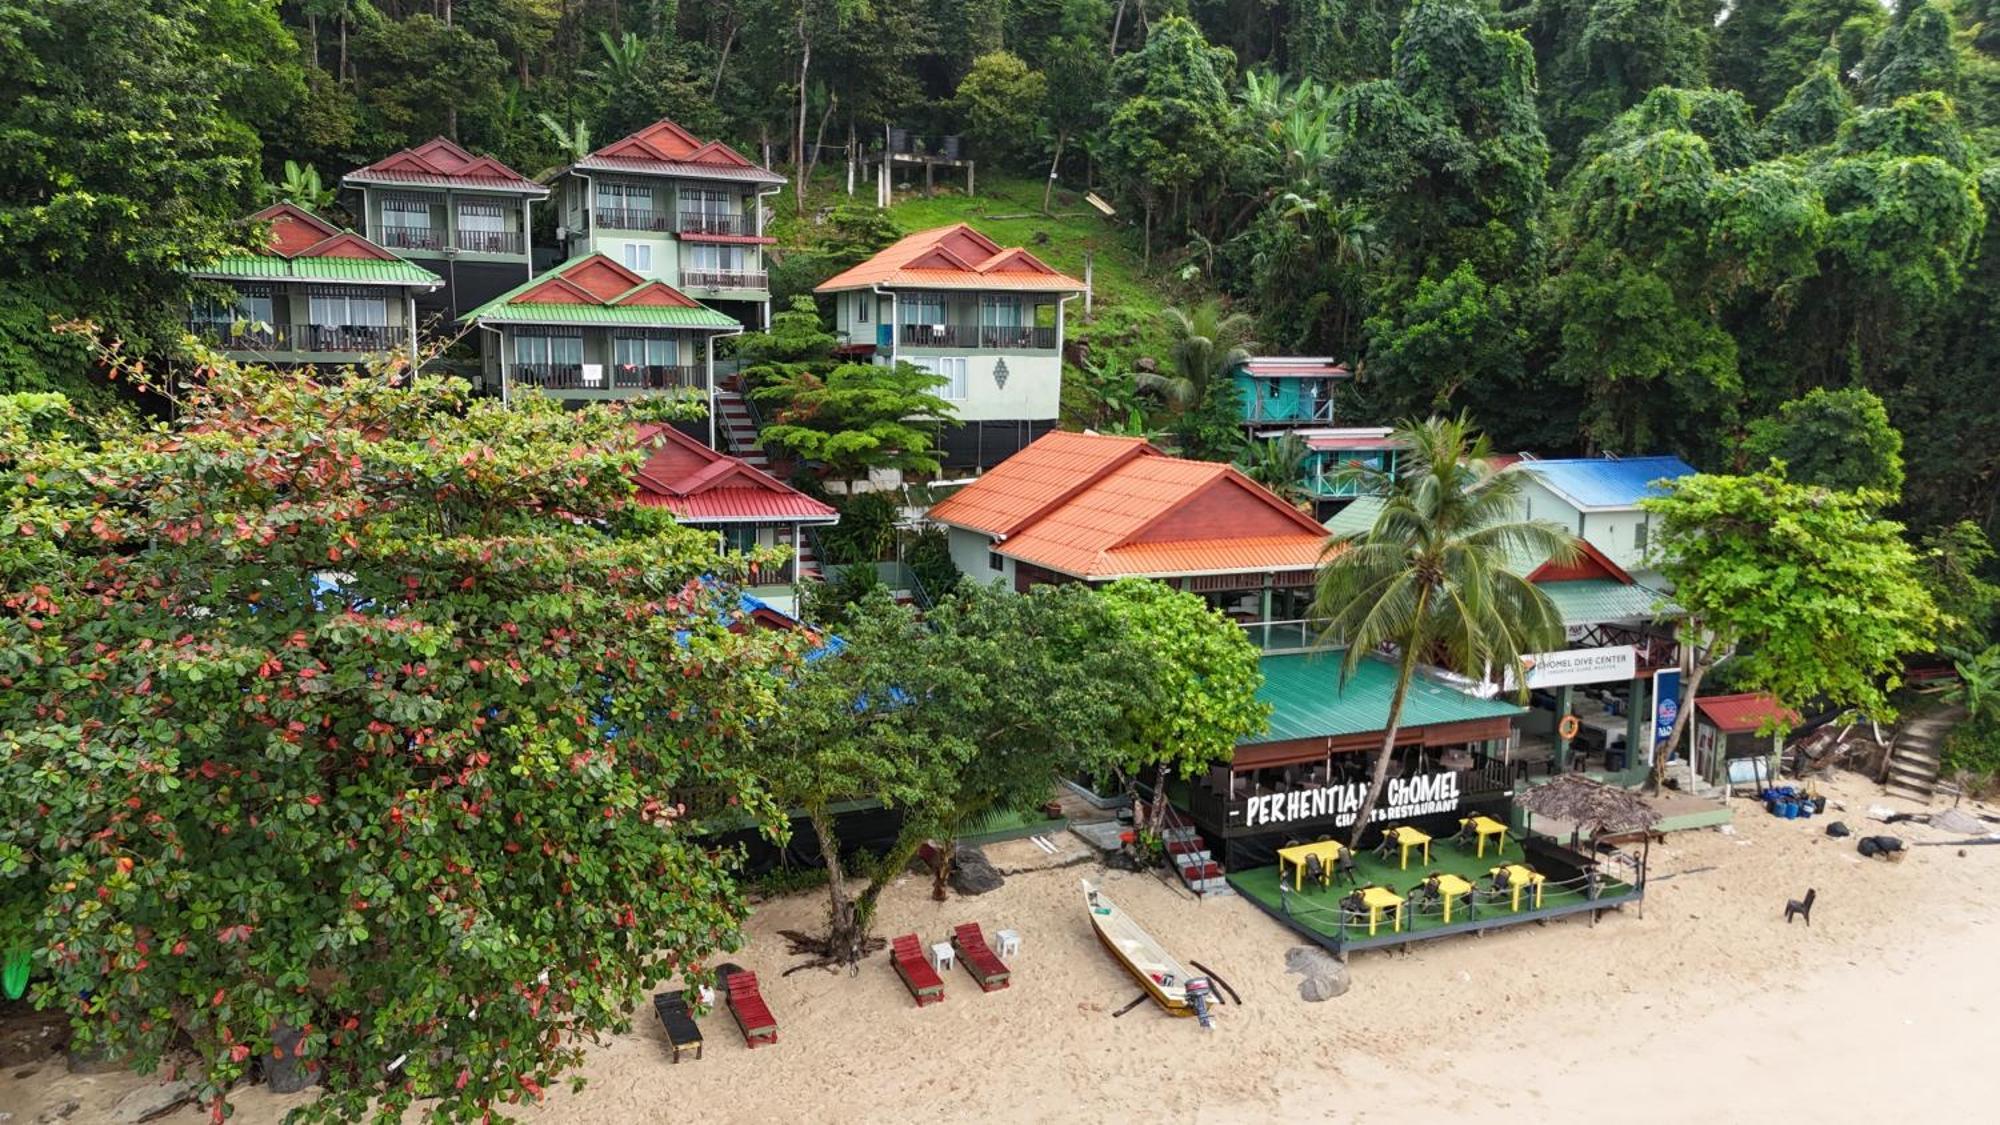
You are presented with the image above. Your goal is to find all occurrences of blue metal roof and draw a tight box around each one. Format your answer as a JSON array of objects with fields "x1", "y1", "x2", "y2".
[{"x1": 1516, "y1": 456, "x2": 1695, "y2": 510}]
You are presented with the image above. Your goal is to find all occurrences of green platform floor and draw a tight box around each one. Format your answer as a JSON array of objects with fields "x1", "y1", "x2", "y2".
[{"x1": 1227, "y1": 836, "x2": 1637, "y2": 947}]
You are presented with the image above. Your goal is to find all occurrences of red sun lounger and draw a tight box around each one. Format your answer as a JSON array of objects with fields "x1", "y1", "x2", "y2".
[
  {"x1": 950, "y1": 923, "x2": 1012, "y2": 992},
  {"x1": 889, "y1": 934, "x2": 945, "y2": 1006},
  {"x1": 724, "y1": 970, "x2": 777, "y2": 1048}
]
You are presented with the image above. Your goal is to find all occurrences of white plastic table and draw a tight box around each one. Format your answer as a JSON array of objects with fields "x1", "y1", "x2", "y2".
[{"x1": 929, "y1": 942, "x2": 954, "y2": 973}]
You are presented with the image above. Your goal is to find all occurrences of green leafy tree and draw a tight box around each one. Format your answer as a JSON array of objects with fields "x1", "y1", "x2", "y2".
[
  {"x1": 0, "y1": 354, "x2": 795, "y2": 1120},
  {"x1": 1362, "y1": 263, "x2": 1536, "y2": 437},
  {"x1": 1742, "y1": 386, "x2": 1905, "y2": 495},
  {"x1": 1525, "y1": 0, "x2": 1718, "y2": 165},
  {"x1": 735, "y1": 294, "x2": 839, "y2": 375},
  {"x1": 1760, "y1": 50, "x2": 1856, "y2": 154},
  {"x1": 1237, "y1": 434, "x2": 1313, "y2": 509},
  {"x1": 751, "y1": 360, "x2": 960, "y2": 486},
  {"x1": 1917, "y1": 521, "x2": 2000, "y2": 649},
  {"x1": 761, "y1": 583, "x2": 1132, "y2": 958},
  {"x1": 0, "y1": 0, "x2": 266, "y2": 398},
  {"x1": 1311, "y1": 414, "x2": 1576, "y2": 846},
  {"x1": 1092, "y1": 578, "x2": 1270, "y2": 830},
  {"x1": 1864, "y1": 0, "x2": 1960, "y2": 105},
  {"x1": 1099, "y1": 16, "x2": 1236, "y2": 261},
  {"x1": 1642, "y1": 468, "x2": 1940, "y2": 788},
  {"x1": 1139, "y1": 300, "x2": 1256, "y2": 460},
  {"x1": 1716, "y1": 0, "x2": 1885, "y2": 112},
  {"x1": 352, "y1": 12, "x2": 505, "y2": 143},
  {"x1": 955, "y1": 50, "x2": 1048, "y2": 167}
]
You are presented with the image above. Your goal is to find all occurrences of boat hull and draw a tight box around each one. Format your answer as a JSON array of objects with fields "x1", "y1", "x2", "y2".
[
  {"x1": 1091, "y1": 924, "x2": 1195, "y2": 1016},
  {"x1": 1083, "y1": 880, "x2": 1197, "y2": 1017}
]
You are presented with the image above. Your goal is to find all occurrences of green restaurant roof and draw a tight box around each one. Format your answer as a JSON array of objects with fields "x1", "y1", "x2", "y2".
[
  {"x1": 460, "y1": 302, "x2": 741, "y2": 328},
  {"x1": 1321, "y1": 496, "x2": 1384, "y2": 539},
  {"x1": 1251, "y1": 652, "x2": 1522, "y2": 745},
  {"x1": 1538, "y1": 578, "x2": 1671, "y2": 626},
  {"x1": 193, "y1": 254, "x2": 442, "y2": 287}
]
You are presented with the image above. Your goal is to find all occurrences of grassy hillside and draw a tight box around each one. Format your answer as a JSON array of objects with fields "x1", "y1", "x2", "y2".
[{"x1": 880, "y1": 175, "x2": 1172, "y2": 322}]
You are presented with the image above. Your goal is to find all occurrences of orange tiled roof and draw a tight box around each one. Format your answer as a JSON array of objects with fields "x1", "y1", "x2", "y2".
[
  {"x1": 815, "y1": 225, "x2": 1085, "y2": 294},
  {"x1": 929, "y1": 431, "x2": 1330, "y2": 579},
  {"x1": 928, "y1": 430, "x2": 1153, "y2": 535}
]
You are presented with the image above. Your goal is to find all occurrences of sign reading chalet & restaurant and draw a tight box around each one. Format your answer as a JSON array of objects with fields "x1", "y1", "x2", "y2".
[{"x1": 1235, "y1": 771, "x2": 1464, "y2": 830}]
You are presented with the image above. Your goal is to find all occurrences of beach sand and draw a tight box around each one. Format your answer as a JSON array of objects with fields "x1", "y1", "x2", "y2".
[{"x1": 5, "y1": 774, "x2": 1994, "y2": 1123}]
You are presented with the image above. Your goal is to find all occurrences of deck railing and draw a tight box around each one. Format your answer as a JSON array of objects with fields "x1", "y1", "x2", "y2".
[
  {"x1": 680, "y1": 269, "x2": 768, "y2": 291},
  {"x1": 456, "y1": 228, "x2": 525, "y2": 255},
  {"x1": 677, "y1": 212, "x2": 752, "y2": 236},
  {"x1": 596, "y1": 207, "x2": 670, "y2": 232},
  {"x1": 1238, "y1": 618, "x2": 1337, "y2": 653},
  {"x1": 898, "y1": 324, "x2": 1057, "y2": 350},
  {"x1": 378, "y1": 224, "x2": 444, "y2": 251},
  {"x1": 192, "y1": 321, "x2": 405, "y2": 354},
  {"x1": 612, "y1": 363, "x2": 703, "y2": 391},
  {"x1": 511, "y1": 364, "x2": 704, "y2": 391}
]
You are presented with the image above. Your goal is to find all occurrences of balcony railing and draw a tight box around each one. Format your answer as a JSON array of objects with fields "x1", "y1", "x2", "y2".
[
  {"x1": 680, "y1": 269, "x2": 768, "y2": 291},
  {"x1": 1238, "y1": 618, "x2": 1338, "y2": 653},
  {"x1": 379, "y1": 224, "x2": 444, "y2": 251},
  {"x1": 677, "y1": 211, "x2": 751, "y2": 236},
  {"x1": 612, "y1": 363, "x2": 703, "y2": 391},
  {"x1": 191, "y1": 321, "x2": 405, "y2": 354},
  {"x1": 456, "y1": 228, "x2": 525, "y2": 255},
  {"x1": 899, "y1": 324, "x2": 1057, "y2": 350},
  {"x1": 596, "y1": 207, "x2": 670, "y2": 232},
  {"x1": 510, "y1": 364, "x2": 704, "y2": 392},
  {"x1": 1245, "y1": 399, "x2": 1336, "y2": 424}
]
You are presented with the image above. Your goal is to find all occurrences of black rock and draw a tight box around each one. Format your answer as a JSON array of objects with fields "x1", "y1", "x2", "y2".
[
  {"x1": 1825, "y1": 821, "x2": 1851, "y2": 837},
  {"x1": 262, "y1": 1024, "x2": 316, "y2": 1094},
  {"x1": 948, "y1": 845, "x2": 1004, "y2": 896}
]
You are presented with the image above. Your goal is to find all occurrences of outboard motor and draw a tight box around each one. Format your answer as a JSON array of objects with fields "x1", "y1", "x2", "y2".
[{"x1": 1186, "y1": 977, "x2": 1215, "y2": 1031}]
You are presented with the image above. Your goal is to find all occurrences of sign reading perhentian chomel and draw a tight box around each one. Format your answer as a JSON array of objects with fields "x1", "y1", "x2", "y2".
[{"x1": 1234, "y1": 771, "x2": 1463, "y2": 830}]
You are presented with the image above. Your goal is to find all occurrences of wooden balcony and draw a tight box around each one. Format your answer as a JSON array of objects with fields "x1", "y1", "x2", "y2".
[{"x1": 379, "y1": 224, "x2": 444, "y2": 251}]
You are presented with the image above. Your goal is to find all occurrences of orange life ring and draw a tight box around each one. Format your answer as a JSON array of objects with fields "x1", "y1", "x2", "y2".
[{"x1": 1558, "y1": 715, "x2": 1581, "y2": 741}]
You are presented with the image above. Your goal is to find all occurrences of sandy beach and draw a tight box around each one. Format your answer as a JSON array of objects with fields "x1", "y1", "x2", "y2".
[{"x1": 5, "y1": 774, "x2": 1995, "y2": 1124}]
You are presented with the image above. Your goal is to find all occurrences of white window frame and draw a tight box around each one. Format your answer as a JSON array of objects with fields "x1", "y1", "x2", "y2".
[
  {"x1": 911, "y1": 355, "x2": 967, "y2": 400},
  {"x1": 623, "y1": 242, "x2": 653, "y2": 272}
]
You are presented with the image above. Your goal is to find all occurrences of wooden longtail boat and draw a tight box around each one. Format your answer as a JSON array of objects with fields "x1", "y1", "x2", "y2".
[{"x1": 1082, "y1": 880, "x2": 1201, "y2": 1017}]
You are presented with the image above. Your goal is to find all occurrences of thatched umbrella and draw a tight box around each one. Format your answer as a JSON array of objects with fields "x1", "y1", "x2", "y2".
[{"x1": 1513, "y1": 774, "x2": 1661, "y2": 838}]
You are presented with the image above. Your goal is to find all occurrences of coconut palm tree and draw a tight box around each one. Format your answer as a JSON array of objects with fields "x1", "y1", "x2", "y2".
[
  {"x1": 1138, "y1": 300, "x2": 1257, "y2": 416},
  {"x1": 1237, "y1": 434, "x2": 1312, "y2": 509},
  {"x1": 1311, "y1": 414, "x2": 1579, "y2": 848}
]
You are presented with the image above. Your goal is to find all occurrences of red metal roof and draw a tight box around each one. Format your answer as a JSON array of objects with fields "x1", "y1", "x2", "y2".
[
  {"x1": 344, "y1": 138, "x2": 545, "y2": 193},
  {"x1": 630, "y1": 424, "x2": 837, "y2": 524},
  {"x1": 1694, "y1": 693, "x2": 1800, "y2": 735},
  {"x1": 574, "y1": 119, "x2": 785, "y2": 184},
  {"x1": 815, "y1": 225, "x2": 1085, "y2": 294},
  {"x1": 929, "y1": 431, "x2": 1329, "y2": 579}
]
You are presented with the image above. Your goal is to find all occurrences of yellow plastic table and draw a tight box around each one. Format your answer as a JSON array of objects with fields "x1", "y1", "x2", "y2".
[
  {"x1": 1276, "y1": 840, "x2": 1348, "y2": 891},
  {"x1": 1460, "y1": 815, "x2": 1511, "y2": 858},
  {"x1": 1489, "y1": 864, "x2": 1546, "y2": 911},
  {"x1": 1356, "y1": 885, "x2": 1405, "y2": 935},
  {"x1": 1428, "y1": 873, "x2": 1476, "y2": 923},
  {"x1": 1383, "y1": 825, "x2": 1431, "y2": 870}
]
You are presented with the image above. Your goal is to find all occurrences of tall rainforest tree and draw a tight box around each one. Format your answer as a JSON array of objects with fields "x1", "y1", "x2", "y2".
[
  {"x1": 0, "y1": 354, "x2": 798, "y2": 1121},
  {"x1": 1100, "y1": 16, "x2": 1237, "y2": 263},
  {"x1": 0, "y1": 0, "x2": 278, "y2": 399},
  {"x1": 1311, "y1": 415, "x2": 1577, "y2": 847}
]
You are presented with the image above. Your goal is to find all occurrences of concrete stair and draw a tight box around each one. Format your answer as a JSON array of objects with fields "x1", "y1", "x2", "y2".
[
  {"x1": 1883, "y1": 707, "x2": 1960, "y2": 802},
  {"x1": 1160, "y1": 819, "x2": 1233, "y2": 896},
  {"x1": 713, "y1": 387, "x2": 767, "y2": 467}
]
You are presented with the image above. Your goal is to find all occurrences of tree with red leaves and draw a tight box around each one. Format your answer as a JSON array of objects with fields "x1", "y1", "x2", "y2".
[{"x1": 0, "y1": 348, "x2": 799, "y2": 1121}]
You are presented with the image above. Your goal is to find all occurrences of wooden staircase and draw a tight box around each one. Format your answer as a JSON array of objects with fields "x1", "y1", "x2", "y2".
[
  {"x1": 714, "y1": 386, "x2": 768, "y2": 469},
  {"x1": 1883, "y1": 706, "x2": 1961, "y2": 803},
  {"x1": 1160, "y1": 812, "x2": 1232, "y2": 898}
]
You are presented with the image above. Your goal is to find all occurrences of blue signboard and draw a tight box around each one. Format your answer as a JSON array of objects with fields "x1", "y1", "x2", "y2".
[{"x1": 1651, "y1": 668, "x2": 1682, "y2": 758}]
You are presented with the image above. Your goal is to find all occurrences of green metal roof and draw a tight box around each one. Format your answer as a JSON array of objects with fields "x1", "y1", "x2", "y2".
[
  {"x1": 462, "y1": 302, "x2": 741, "y2": 328},
  {"x1": 1251, "y1": 652, "x2": 1522, "y2": 745},
  {"x1": 1537, "y1": 579, "x2": 1671, "y2": 626},
  {"x1": 192, "y1": 254, "x2": 442, "y2": 287},
  {"x1": 1321, "y1": 496, "x2": 1384, "y2": 539}
]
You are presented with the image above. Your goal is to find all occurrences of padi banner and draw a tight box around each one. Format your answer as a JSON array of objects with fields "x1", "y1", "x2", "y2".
[
  {"x1": 1651, "y1": 668, "x2": 1682, "y2": 764},
  {"x1": 1236, "y1": 771, "x2": 1463, "y2": 830}
]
